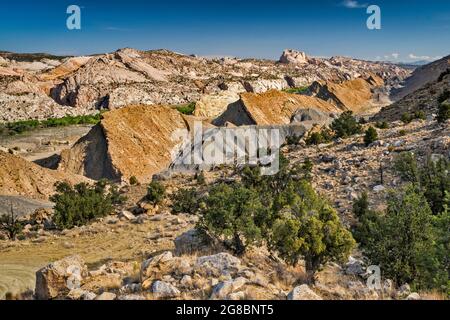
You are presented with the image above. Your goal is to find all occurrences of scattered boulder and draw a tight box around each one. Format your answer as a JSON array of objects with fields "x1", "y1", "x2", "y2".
[
  {"x1": 195, "y1": 253, "x2": 241, "y2": 276},
  {"x1": 287, "y1": 285, "x2": 322, "y2": 300},
  {"x1": 118, "y1": 294, "x2": 146, "y2": 300},
  {"x1": 119, "y1": 210, "x2": 136, "y2": 221},
  {"x1": 174, "y1": 229, "x2": 208, "y2": 255},
  {"x1": 141, "y1": 251, "x2": 174, "y2": 281},
  {"x1": 398, "y1": 283, "x2": 411, "y2": 297},
  {"x1": 152, "y1": 281, "x2": 180, "y2": 299},
  {"x1": 373, "y1": 185, "x2": 385, "y2": 193},
  {"x1": 210, "y1": 277, "x2": 247, "y2": 300},
  {"x1": 35, "y1": 255, "x2": 88, "y2": 300},
  {"x1": 345, "y1": 257, "x2": 366, "y2": 276},
  {"x1": 406, "y1": 293, "x2": 421, "y2": 300},
  {"x1": 290, "y1": 108, "x2": 332, "y2": 125},
  {"x1": 95, "y1": 292, "x2": 117, "y2": 300},
  {"x1": 67, "y1": 288, "x2": 96, "y2": 300}
]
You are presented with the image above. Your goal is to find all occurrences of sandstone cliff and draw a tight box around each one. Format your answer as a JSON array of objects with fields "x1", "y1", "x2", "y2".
[
  {"x1": 58, "y1": 105, "x2": 190, "y2": 183},
  {"x1": 0, "y1": 151, "x2": 89, "y2": 200},
  {"x1": 214, "y1": 90, "x2": 339, "y2": 126},
  {"x1": 308, "y1": 75, "x2": 385, "y2": 113}
]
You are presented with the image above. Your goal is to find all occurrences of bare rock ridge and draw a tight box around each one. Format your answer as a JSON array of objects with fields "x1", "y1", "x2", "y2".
[
  {"x1": 308, "y1": 74, "x2": 385, "y2": 112},
  {"x1": 214, "y1": 90, "x2": 339, "y2": 126},
  {"x1": 58, "y1": 105, "x2": 190, "y2": 183},
  {"x1": 373, "y1": 70, "x2": 450, "y2": 122},
  {"x1": 0, "y1": 48, "x2": 411, "y2": 122},
  {"x1": 0, "y1": 151, "x2": 90, "y2": 200},
  {"x1": 391, "y1": 55, "x2": 450, "y2": 101}
]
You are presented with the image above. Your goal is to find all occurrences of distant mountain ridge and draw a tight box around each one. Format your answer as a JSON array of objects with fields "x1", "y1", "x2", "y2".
[{"x1": 390, "y1": 55, "x2": 450, "y2": 102}]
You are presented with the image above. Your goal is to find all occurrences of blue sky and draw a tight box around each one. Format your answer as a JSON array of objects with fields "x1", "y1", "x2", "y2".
[{"x1": 0, "y1": 0, "x2": 449, "y2": 62}]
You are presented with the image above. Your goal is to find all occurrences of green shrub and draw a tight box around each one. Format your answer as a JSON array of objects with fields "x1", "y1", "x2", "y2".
[
  {"x1": 353, "y1": 185, "x2": 446, "y2": 290},
  {"x1": 438, "y1": 89, "x2": 450, "y2": 104},
  {"x1": 437, "y1": 103, "x2": 450, "y2": 123},
  {"x1": 437, "y1": 69, "x2": 450, "y2": 82},
  {"x1": 375, "y1": 121, "x2": 389, "y2": 129},
  {"x1": 199, "y1": 155, "x2": 355, "y2": 282},
  {"x1": 331, "y1": 111, "x2": 362, "y2": 138},
  {"x1": 176, "y1": 102, "x2": 196, "y2": 115},
  {"x1": 146, "y1": 181, "x2": 166, "y2": 205},
  {"x1": 129, "y1": 176, "x2": 139, "y2": 185},
  {"x1": 398, "y1": 129, "x2": 407, "y2": 136},
  {"x1": 285, "y1": 135, "x2": 301, "y2": 146},
  {"x1": 171, "y1": 188, "x2": 199, "y2": 214},
  {"x1": 0, "y1": 204, "x2": 23, "y2": 240},
  {"x1": 270, "y1": 181, "x2": 355, "y2": 282},
  {"x1": 364, "y1": 126, "x2": 378, "y2": 146},
  {"x1": 195, "y1": 171, "x2": 206, "y2": 185},
  {"x1": 198, "y1": 183, "x2": 267, "y2": 255},
  {"x1": 401, "y1": 111, "x2": 426, "y2": 124},
  {"x1": 305, "y1": 132, "x2": 322, "y2": 145},
  {"x1": 2, "y1": 114, "x2": 101, "y2": 136},
  {"x1": 299, "y1": 158, "x2": 314, "y2": 181},
  {"x1": 50, "y1": 180, "x2": 121, "y2": 229},
  {"x1": 394, "y1": 153, "x2": 449, "y2": 214},
  {"x1": 401, "y1": 112, "x2": 413, "y2": 124},
  {"x1": 414, "y1": 110, "x2": 426, "y2": 120},
  {"x1": 393, "y1": 152, "x2": 420, "y2": 183},
  {"x1": 305, "y1": 128, "x2": 333, "y2": 146},
  {"x1": 432, "y1": 192, "x2": 450, "y2": 294},
  {"x1": 352, "y1": 193, "x2": 382, "y2": 248},
  {"x1": 283, "y1": 87, "x2": 309, "y2": 94}
]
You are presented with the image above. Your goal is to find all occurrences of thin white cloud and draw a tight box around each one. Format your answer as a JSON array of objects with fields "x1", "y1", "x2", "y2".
[
  {"x1": 341, "y1": 0, "x2": 368, "y2": 9},
  {"x1": 103, "y1": 26, "x2": 131, "y2": 31},
  {"x1": 376, "y1": 53, "x2": 401, "y2": 61},
  {"x1": 408, "y1": 53, "x2": 442, "y2": 61}
]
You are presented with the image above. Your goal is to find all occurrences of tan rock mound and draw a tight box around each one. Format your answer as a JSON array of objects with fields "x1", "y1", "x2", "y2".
[
  {"x1": 39, "y1": 56, "x2": 92, "y2": 81},
  {"x1": 0, "y1": 151, "x2": 90, "y2": 200},
  {"x1": 58, "y1": 105, "x2": 190, "y2": 183},
  {"x1": 309, "y1": 74, "x2": 384, "y2": 113},
  {"x1": 214, "y1": 90, "x2": 339, "y2": 126},
  {"x1": 194, "y1": 91, "x2": 240, "y2": 118}
]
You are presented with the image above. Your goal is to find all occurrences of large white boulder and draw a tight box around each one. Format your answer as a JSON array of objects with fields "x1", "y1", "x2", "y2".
[
  {"x1": 35, "y1": 255, "x2": 88, "y2": 300},
  {"x1": 152, "y1": 281, "x2": 180, "y2": 299},
  {"x1": 287, "y1": 284, "x2": 323, "y2": 300}
]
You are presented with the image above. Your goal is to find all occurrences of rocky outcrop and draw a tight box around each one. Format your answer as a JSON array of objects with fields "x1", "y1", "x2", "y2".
[
  {"x1": 0, "y1": 151, "x2": 90, "y2": 200},
  {"x1": 51, "y1": 55, "x2": 148, "y2": 108},
  {"x1": 194, "y1": 91, "x2": 240, "y2": 118},
  {"x1": 308, "y1": 75, "x2": 385, "y2": 113},
  {"x1": 243, "y1": 79, "x2": 290, "y2": 93},
  {"x1": 58, "y1": 105, "x2": 190, "y2": 183},
  {"x1": 35, "y1": 255, "x2": 88, "y2": 300},
  {"x1": 290, "y1": 108, "x2": 334, "y2": 126},
  {"x1": 279, "y1": 49, "x2": 309, "y2": 65},
  {"x1": 39, "y1": 56, "x2": 91, "y2": 81},
  {"x1": 214, "y1": 90, "x2": 339, "y2": 126}
]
